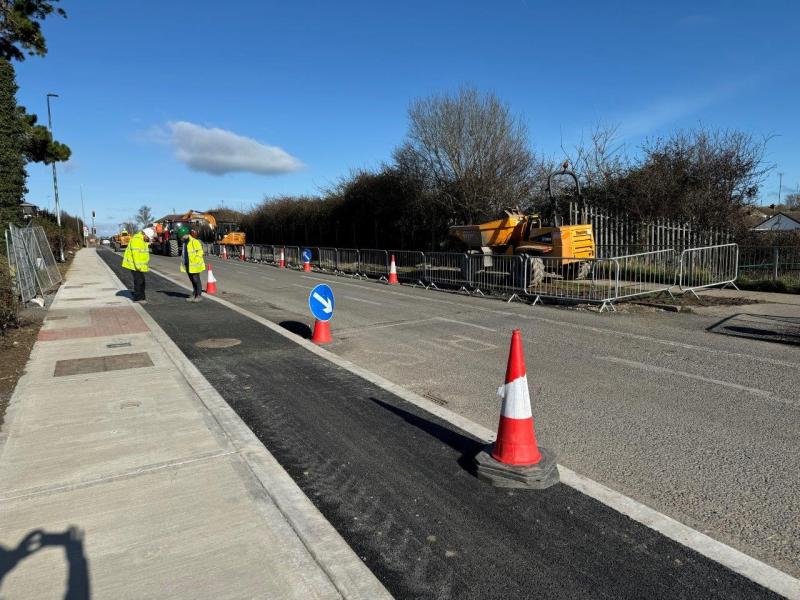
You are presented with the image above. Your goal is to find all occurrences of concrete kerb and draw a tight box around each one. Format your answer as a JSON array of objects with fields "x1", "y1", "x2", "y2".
[
  {"x1": 97, "y1": 256, "x2": 391, "y2": 600},
  {"x1": 144, "y1": 263, "x2": 800, "y2": 600}
]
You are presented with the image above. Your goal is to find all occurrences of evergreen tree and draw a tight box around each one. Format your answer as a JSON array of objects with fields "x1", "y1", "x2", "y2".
[{"x1": 0, "y1": 57, "x2": 25, "y2": 226}]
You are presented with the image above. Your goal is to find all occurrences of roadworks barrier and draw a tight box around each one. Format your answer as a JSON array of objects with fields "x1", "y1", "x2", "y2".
[{"x1": 206, "y1": 264, "x2": 217, "y2": 295}]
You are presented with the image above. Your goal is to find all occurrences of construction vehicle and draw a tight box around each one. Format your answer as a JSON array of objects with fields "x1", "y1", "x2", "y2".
[
  {"x1": 110, "y1": 230, "x2": 131, "y2": 252},
  {"x1": 448, "y1": 165, "x2": 595, "y2": 285},
  {"x1": 150, "y1": 210, "x2": 245, "y2": 256}
]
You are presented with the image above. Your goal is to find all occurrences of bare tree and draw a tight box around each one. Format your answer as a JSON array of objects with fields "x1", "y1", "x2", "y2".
[
  {"x1": 393, "y1": 86, "x2": 536, "y2": 224},
  {"x1": 135, "y1": 204, "x2": 153, "y2": 228}
]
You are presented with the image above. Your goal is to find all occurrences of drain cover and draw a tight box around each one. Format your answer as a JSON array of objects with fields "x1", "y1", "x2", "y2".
[{"x1": 195, "y1": 338, "x2": 242, "y2": 349}]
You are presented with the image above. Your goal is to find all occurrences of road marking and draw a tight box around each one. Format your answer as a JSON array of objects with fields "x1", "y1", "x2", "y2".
[
  {"x1": 435, "y1": 317, "x2": 497, "y2": 332},
  {"x1": 144, "y1": 264, "x2": 800, "y2": 599},
  {"x1": 343, "y1": 295, "x2": 382, "y2": 306},
  {"x1": 595, "y1": 356, "x2": 796, "y2": 407}
]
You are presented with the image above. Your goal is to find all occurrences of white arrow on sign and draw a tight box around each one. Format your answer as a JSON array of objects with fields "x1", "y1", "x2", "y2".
[{"x1": 312, "y1": 291, "x2": 333, "y2": 314}]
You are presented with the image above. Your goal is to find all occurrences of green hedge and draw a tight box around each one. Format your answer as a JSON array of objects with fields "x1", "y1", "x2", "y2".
[{"x1": 0, "y1": 254, "x2": 18, "y2": 332}]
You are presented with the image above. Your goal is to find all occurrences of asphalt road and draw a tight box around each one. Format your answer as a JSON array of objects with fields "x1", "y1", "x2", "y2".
[
  {"x1": 100, "y1": 250, "x2": 783, "y2": 599},
  {"x1": 138, "y1": 251, "x2": 799, "y2": 577}
]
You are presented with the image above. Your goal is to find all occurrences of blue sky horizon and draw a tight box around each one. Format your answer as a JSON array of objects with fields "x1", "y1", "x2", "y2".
[{"x1": 13, "y1": 0, "x2": 800, "y2": 235}]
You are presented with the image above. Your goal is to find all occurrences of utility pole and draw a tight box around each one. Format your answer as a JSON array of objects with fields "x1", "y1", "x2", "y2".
[
  {"x1": 47, "y1": 93, "x2": 64, "y2": 261},
  {"x1": 778, "y1": 172, "x2": 784, "y2": 206},
  {"x1": 80, "y1": 186, "x2": 87, "y2": 247}
]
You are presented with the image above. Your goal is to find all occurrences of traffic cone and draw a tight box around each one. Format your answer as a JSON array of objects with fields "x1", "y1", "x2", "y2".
[
  {"x1": 222, "y1": 246, "x2": 228, "y2": 260},
  {"x1": 474, "y1": 330, "x2": 559, "y2": 488},
  {"x1": 311, "y1": 319, "x2": 332, "y2": 344},
  {"x1": 240, "y1": 246, "x2": 245, "y2": 261},
  {"x1": 303, "y1": 258, "x2": 311, "y2": 272},
  {"x1": 279, "y1": 248, "x2": 285, "y2": 268},
  {"x1": 206, "y1": 264, "x2": 217, "y2": 295},
  {"x1": 387, "y1": 255, "x2": 399, "y2": 285}
]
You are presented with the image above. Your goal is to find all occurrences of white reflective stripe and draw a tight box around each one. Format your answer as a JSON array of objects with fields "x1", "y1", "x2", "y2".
[{"x1": 498, "y1": 375, "x2": 532, "y2": 419}]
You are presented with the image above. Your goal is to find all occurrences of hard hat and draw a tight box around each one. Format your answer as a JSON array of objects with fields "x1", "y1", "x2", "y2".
[
  {"x1": 142, "y1": 227, "x2": 155, "y2": 240},
  {"x1": 176, "y1": 225, "x2": 191, "y2": 238}
]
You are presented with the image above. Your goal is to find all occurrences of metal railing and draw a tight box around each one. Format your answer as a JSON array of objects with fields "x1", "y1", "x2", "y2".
[
  {"x1": 611, "y1": 249, "x2": 678, "y2": 301},
  {"x1": 469, "y1": 254, "x2": 526, "y2": 300},
  {"x1": 522, "y1": 256, "x2": 618, "y2": 311},
  {"x1": 358, "y1": 249, "x2": 389, "y2": 280},
  {"x1": 678, "y1": 243, "x2": 739, "y2": 297},
  {"x1": 336, "y1": 249, "x2": 360, "y2": 276},
  {"x1": 425, "y1": 252, "x2": 471, "y2": 292},
  {"x1": 317, "y1": 247, "x2": 338, "y2": 271},
  {"x1": 738, "y1": 246, "x2": 800, "y2": 285},
  {"x1": 389, "y1": 250, "x2": 426, "y2": 286},
  {"x1": 283, "y1": 246, "x2": 301, "y2": 269},
  {"x1": 5, "y1": 224, "x2": 61, "y2": 302}
]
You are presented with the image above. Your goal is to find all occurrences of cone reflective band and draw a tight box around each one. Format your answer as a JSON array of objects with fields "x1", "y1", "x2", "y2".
[
  {"x1": 388, "y1": 255, "x2": 399, "y2": 284},
  {"x1": 240, "y1": 246, "x2": 245, "y2": 261},
  {"x1": 491, "y1": 329, "x2": 542, "y2": 465},
  {"x1": 279, "y1": 248, "x2": 285, "y2": 268}
]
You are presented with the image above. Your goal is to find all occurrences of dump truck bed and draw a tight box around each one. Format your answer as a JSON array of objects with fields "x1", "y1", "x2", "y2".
[{"x1": 449, "y1": 214, "x2": 525, "y2": 248}]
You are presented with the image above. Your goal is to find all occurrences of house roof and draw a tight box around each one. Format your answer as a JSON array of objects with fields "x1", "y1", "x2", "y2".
[{"x1": 751, "y1": 211, "x2": 800, "y2": 231}]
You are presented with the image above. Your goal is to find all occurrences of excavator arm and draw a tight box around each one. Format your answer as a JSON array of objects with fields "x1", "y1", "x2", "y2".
[{"x1": 174, "y1": 210, "x2": 217, "y2": 230}]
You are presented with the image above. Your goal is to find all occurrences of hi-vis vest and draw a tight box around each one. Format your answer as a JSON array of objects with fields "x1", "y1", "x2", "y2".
[
  {"x1": 122, "y1": 232, "x2": 150, "y2": 272},
  {"x1": 181, "y1": 237, "x2": 206, "y2": 274}
]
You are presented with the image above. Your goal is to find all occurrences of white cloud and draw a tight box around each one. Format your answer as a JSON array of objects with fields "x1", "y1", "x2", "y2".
[{"x1": 154, "y1": 121, "x2": 304, "y2": 176}]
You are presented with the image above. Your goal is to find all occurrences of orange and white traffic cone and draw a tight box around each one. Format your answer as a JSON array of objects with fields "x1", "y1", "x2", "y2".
[
  {"x1": 240, "y1": 246, "x2": 245, "y2": 261},
  {"x1": 222, "y1": 246, "x2": 228, "y2": 260},
  {"x1": 303, "y1": 258, "x2": 311, "y2": 272},
  {"x1": 474, "y1": 329, "x2": 558, "y2": 488},
  {"x1": 311, "y1": 319, "x2": 332, "y2": 344},
  {"x1": 206, "y1": 264, "x2": 217, "y2": 295},
  {"x1": 279, "y1": 248, "x2": 285, "y2": 268},
  {"x1": 387, "y1": 255, "x2": 399, "y2": 285}
]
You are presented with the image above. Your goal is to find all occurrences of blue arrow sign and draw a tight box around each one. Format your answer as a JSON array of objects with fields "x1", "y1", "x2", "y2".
[
  {"x1": 308, "y1": 284, "x2": 335, "y2": 321},
  {"x1": 302, "y1": 248, "x2": 312, "y2": 263}
]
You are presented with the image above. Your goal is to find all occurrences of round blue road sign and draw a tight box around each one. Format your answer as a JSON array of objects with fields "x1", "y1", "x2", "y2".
[
  {"x1": 302, "y1": 248, "x2": 312, "y2": 263},
  {"x1": 309, "y1": 284, "x2": 335, "y2": 321}
]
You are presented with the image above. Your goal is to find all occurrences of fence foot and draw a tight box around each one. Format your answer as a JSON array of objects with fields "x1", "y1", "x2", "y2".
[
  {"x1": 531, "y1": 295, "x2": 543, "y2": 306},
  {"x1": 688, "y1": 289, "x2": 701, "y2": 300},
  {"x1": 379, "y1": 276, "x2": 388, "y2": 283},
  {"x1": 472, "y1": 288, "x2": 485, "y2": 297},
  {"x1": 599, "y1": 301, "x2": 616, "y2": 313},
  {"x1": 506, "y1": 293, "x2": 521, "y2": 304},
  {"x1": 426, "y1": 282, "x2": 439, "y2": 291},
  {"x1": 458, "y1": 286, "x2": 470, "y2": 295},
  {"x1": 722, "y1": 281, "x2": 740, "y2": 290}
]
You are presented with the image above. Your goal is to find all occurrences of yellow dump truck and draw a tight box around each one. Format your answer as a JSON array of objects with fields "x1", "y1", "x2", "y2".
[
  {"x1": 110, "y1": 230, "x2": 131, "y2": 253},
  {"x1": 448, "y1": 167, "x2": 595, "y2": 284}
]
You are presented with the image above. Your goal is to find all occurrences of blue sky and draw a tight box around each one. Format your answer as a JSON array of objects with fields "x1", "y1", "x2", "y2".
[{"x1": 13, "y1": 0, "x2": 800, "y2": 235}]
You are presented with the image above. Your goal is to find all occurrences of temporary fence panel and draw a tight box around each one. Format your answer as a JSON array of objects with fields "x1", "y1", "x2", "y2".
[
  {"x1": 284, "y1": 246, "x2": 301, "y2": 269},
  {"x1": 359, "y1": 249, "x2": 389, "y2": 279},
  {"x1": 610, "y1": 249, "x2": 678, "y2": 301},
  {"x1": 5, "y1": 226, "x2": 37, "y2": 303},
  {"x1": 26, "y1": 226, "x2": 62, "y2": 292},
  {"x1": 336, "y1": 249, "x2": 360, "y2": 275},
  {"x1": 389, "y1": 250, "x2": 426, "y2": 285},
  {"x1": 425, "y1": 253, "x2": 471, "y2": 292},
  {"x1": 317, "y1": 247, "x2": 338, "y2": 271},
  {"x1": 469, "y1": 254, "x2": 526, "y2": 299},
  {"x1": 678, "y1": 243, "x2": 739, "y2": 295},
  {"x1": 522, "y1": 255, "x2": 617, "y2": 311},
  {"x1": 738, "y1": 246, "x2": 800, "y2": 285}
]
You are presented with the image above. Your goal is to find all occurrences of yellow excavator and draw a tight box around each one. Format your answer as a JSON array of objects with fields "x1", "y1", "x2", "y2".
[
  {"x1": 448, "y1": 166, "x2": 595, "y2": 285},
  {"x1": 110, "y1": 229, "x2": 131, "y2": 253},
  {"x1": 151, "y1": 210, "x2": 245, "y2": 256}
]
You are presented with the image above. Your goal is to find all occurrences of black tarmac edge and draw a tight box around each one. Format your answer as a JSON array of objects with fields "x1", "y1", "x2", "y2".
[{"x1": 102, "y1": 250, "x2": 783, "y2": 600}]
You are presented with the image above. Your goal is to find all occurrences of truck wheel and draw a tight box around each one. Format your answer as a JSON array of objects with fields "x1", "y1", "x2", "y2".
[
  {"x1": 167, "y1": 239, "x2": 179, "y2": 257},
  {"x1": 528, "y1": 257, "x2": 545, "y2": 287}
]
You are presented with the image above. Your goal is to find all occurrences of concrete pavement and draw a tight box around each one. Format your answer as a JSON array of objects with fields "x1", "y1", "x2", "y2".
[
  {"x1": 140, "y1": 251, "x2": 800, "y2": 578},
  {"x1": 0, "y1": 249, "x2": 389, "y2": 599}
]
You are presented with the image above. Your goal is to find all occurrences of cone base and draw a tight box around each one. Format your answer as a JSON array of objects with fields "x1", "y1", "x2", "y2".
[
  {"x1": 303, "y1": 262, "x2": 311, "y2": 272},
  {"x1": 311, "y1": 319, "x2": 333, "y2": 344},
  {"x1": 387, "y1": 274, "x2": 399, "y2": 285},
  {"x1": 474, "y1": 445, "x2": 559, "y2": 489},
  {"x1": 206, "y1": 285, "x2": 217, "y2": 295}
]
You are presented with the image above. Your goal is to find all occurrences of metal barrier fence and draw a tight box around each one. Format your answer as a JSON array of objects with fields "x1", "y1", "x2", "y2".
[
  {"x1": 611, "y1": 249, "x2": 678, "y2": 301},
  {"x1": 425, "y1": 252, "x2": 471, "y2": 292},
  {"x1": 389, "y1": 250, "x2": 426, "y2": 286},
  {"x1": 5, "y1": 224, "x2": 61, "y2": 302},
  {"x1": 317, "y1": 247, "x2": 338, "y2": 271},
  {"x1": 359, "y1": 249, "x2": 389, "y2": 280},
  {"x1": 522, "y1": 256, "x2": 618, "y2": 311},
  {"x1": 678, "y1": 243, "x2": 739, "y2": 297},
  {"x1": 469, "y1": 254, "x2": 527, "y2": 300},
  {"x1": 336, "y1": 249, "x2": 360, "y2": 275},
  {"x1": 283, "y1": 246, "x2": 301, "y2": 269}
]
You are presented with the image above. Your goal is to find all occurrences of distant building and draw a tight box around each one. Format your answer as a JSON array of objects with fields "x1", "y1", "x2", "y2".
[{"x1": 751, "y1": 211, "x2": 800, "y2": 232}]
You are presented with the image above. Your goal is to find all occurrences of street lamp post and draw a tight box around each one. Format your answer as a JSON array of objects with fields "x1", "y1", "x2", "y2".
[{"x1": 46, "y1": 93, "x2": 64, "y2": 262}]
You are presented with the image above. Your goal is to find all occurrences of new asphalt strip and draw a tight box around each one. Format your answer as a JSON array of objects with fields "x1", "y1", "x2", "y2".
[{"x1": 101, "y1": 252, "x2": 781, "y2": 600}]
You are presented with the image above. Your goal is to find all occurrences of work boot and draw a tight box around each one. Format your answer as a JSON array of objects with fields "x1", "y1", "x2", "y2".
[
  {"x1": 135, "y1": 299, "x2": 148, "y2": 305},
  {"x1": 192, "y1": 295, "x2": 203, "y2": 303},
  {"x1": 185, "y1": 297, "x2": 194, "y2": 303}
]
